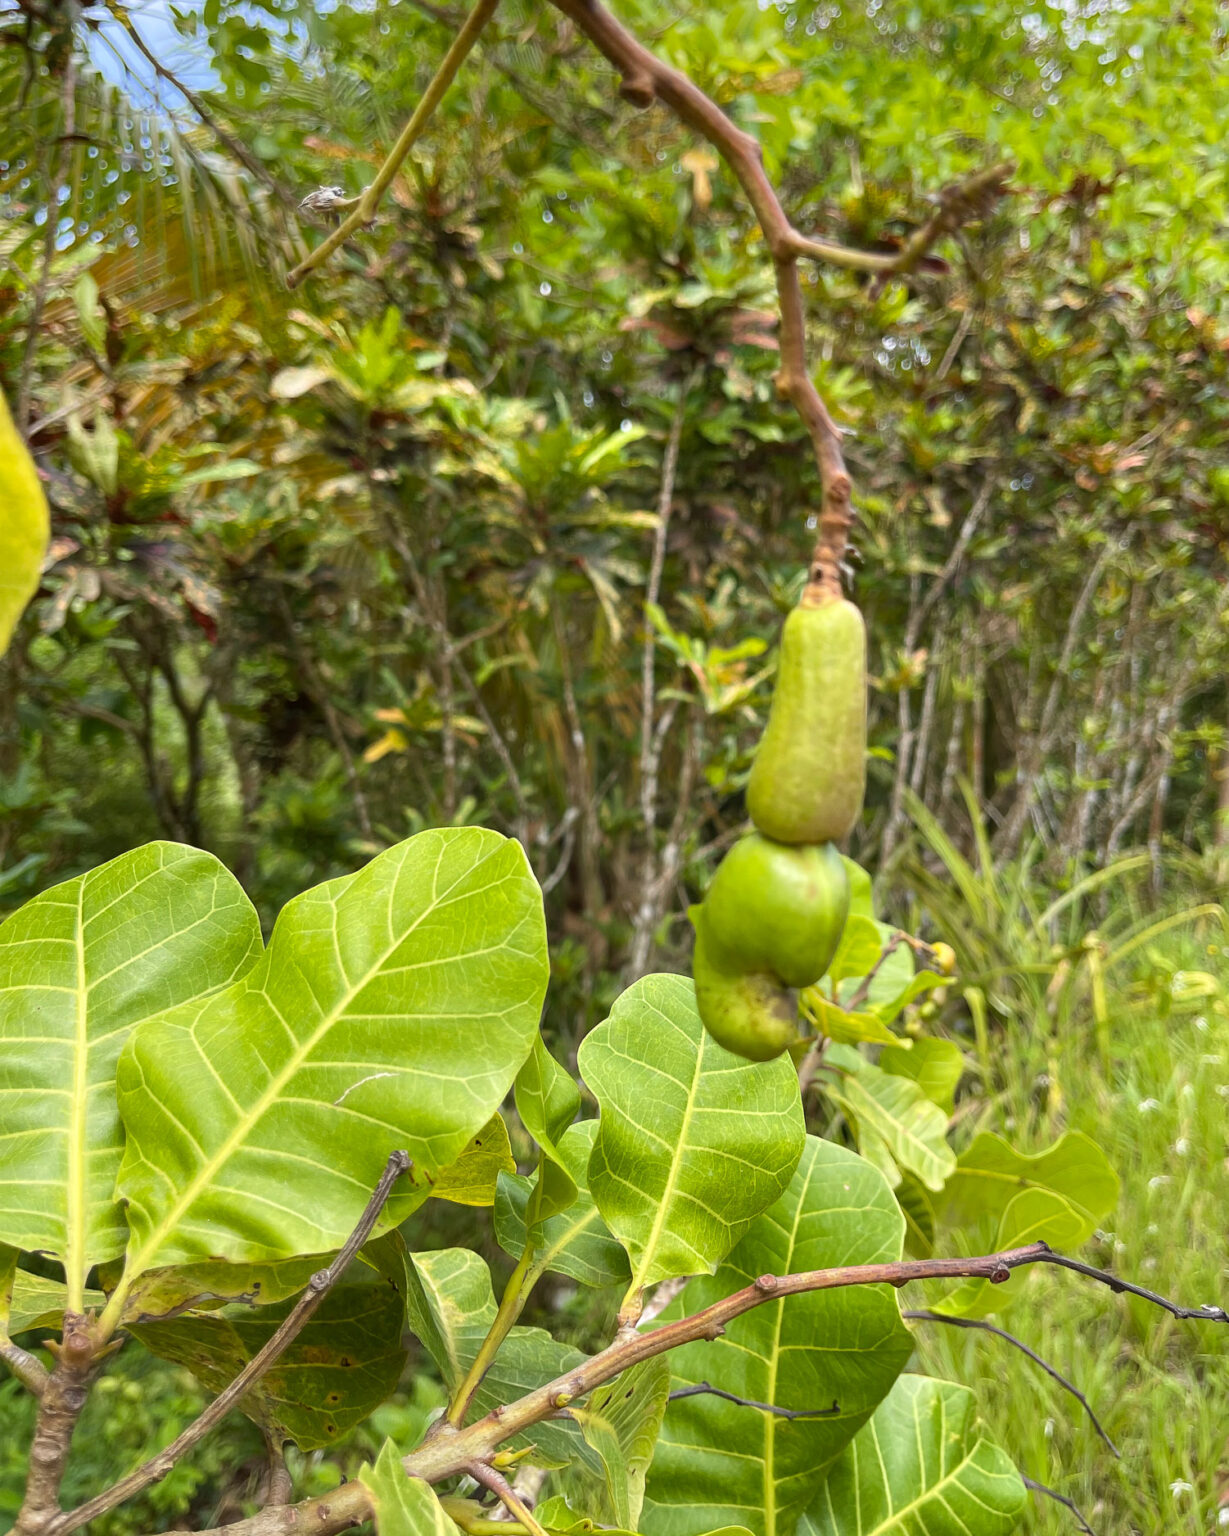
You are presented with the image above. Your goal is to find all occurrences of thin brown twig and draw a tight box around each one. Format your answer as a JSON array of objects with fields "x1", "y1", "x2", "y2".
[
  {"x1": 463, "y1": 1463, "x2": 549, "y2": 1536},
  {"x1": 903, "y1": 1310, "x2": 1117, "y2": 1456},
  {"x1": 546, "y1": 0, "x2": 1009, "y2": 593},
  {"x1": 667, "y1": 1383, "x2": 839, "y2": 1421},
  {"x1": 287, "y1": 0, "x2": 500, "y2": 287},
  {"x1": 843, "y1": 931, "x2": 908, "y2": 1014},
  {"x1": 1020, "y1": 1474, "x2": 1098, "y2": 1536},
  {"x1": 48, "y1": 1152, "x2": 411, "y2": 1536}
]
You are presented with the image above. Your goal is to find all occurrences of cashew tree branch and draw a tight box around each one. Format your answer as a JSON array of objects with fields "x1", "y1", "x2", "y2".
[
  {"x1": 545, "y1": 0, "x2": 1010, "y2": 593},
  {"x1": 110, "y1": 1239, "x2": 1225, "y2": 1536}
]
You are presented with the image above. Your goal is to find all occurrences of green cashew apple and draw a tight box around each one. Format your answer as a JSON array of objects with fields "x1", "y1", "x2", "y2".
[
  {"x1": 704, "y1": 832, "x2": 849, "y2": 989},
  {"x1": 746, "y1": 592, "x2": 867, "y2": 845},
  {"x1": 691, "y1": 907, "x2": 798, "y2": 1062}
]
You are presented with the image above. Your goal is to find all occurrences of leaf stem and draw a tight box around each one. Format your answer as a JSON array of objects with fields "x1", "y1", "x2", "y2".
[
  {"x1": 50, "y1": 1152, "x2": 411, "y2": 1536},
  {"x1": 285, "y1": 0, "x2": 500, "y2": 287},
  {"x1": 463, "y1": 1463, "x2": 549, "y2": 1536},
  {"x1": 448, "y1": 1238, "x2": 538, "y2": 1427}
]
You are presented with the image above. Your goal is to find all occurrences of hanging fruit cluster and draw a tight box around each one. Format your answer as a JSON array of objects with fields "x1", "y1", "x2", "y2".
[{"x1": 692, "y1": 589, "x2": 867, "y2": 1060}]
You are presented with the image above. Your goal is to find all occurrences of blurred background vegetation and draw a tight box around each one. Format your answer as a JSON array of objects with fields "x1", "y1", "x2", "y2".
[{"x1": 2, "y1": 0, "x2": 1227, "y2": 1531}]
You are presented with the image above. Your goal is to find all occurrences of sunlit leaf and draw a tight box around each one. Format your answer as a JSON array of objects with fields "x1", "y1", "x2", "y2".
[
  {"x1": 800, "y1": 1374, "x2": 1026, "y2": 1535},
  {"x1": 578, "y1": 974, "x2": 805, "y2": 1299}
]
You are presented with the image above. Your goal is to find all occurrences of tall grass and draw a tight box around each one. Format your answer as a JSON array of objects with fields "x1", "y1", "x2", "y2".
[{"x1": 898, "y1": 799, "x2": 1229, "y2": 1534}]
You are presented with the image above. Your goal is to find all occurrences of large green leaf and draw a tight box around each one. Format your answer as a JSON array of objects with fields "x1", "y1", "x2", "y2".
[
  {"x1": 879, "y1": 1039, "x2": 964, "y2": 1114},
  {"x1": 100, "y1": 1254, "x2": 324, "y2": 1324},
  {"x1": 429, "y1": 1114, "x2": 516, "y2": 1207},
  {"x1": 361, "y1": 1440, "x2": 460, "y2": 1536},
  {"x1": 933, "y1": 1188, "x2": 1092, "y2": 1320},
  {"x1": 6, "y1": 1271, "x2": 107, "y2": 1335},
  {"x1": 938, "y1": 1131, "x2": 1119, "y2": 1233},
  {"x1": 115, "y1": 829, "x2": 548, "y2": 1277},
  {"x1": 931, "y1": 1130, "x2": 1119, "y2": 1317},
  {"x1": 642, "y1": 1138, "x2": 913, "y2": 1536},
  {"x1": 578, "y1": 974, "x2": 804, "y2": 1301},
  {"x1": 402, "y1": 1247, "x2": 595, "y2": 1470},
  {"x1": 134, "y1": 1282, "x2": 407, "y2": 1448},
  {"x1": 495, "y1": 1119, "x2": 630, "y2": 1288},
  {"x1": 403, "y1": 1247, "x2": 496, "y2": 1391},
  {"x1": 535, "y1": 1496, "x2": 638, "y2": 1536},
  {"x1": 800, "y1": 1375, "x2": 1026, "y2": 1536},
  {"x1": 0, "y1": 843, "x2": 261, "y2": 1302},
  {"x1": 515, "y1": 1037, "x2": 582, "y2": 1224},
  {"x1": 821, "y1": 1051, "x2": 955, "y2": 1193},
  {"x1": 801, "y1": 992, "x2": 900, "y2": 1047},
  {"x1": 570, "y1": 1358, "x2": 671, "y2": 1529}
]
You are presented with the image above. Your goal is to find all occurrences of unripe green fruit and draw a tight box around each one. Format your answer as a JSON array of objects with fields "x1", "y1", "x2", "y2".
[
  {"x1": 746, "y1": 595, "x2": 867, "y2": 845},
  {"x1": 704, "y1": 833, "x2": 849, "y2": 989},
  {"x1": 691, "y1": 908, "x2": 798, "y2": 1062}
]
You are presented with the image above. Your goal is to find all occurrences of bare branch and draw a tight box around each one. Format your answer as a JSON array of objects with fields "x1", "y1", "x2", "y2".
[
  {"x1": 904, "y1": 1310, "x2": 1118, "y2": 1457},
  {"x1": 77, "y1": 1240, "x2": 1226, "y2": 1536},
  {"x1": 1, "y1": 1342, "x2": 49, "y2": 1398},
  {"x1": 785, "y1": 162, "x2": 1013, "y2": 275},
  {"x1": 1033, "y1": 1252, "x2": 1227, "y2": 1323},
  {"x1": 287, "y1": 0, "x2": 500, "y2": 287},
  {"x1": 50, "y1": 1153, "x2": 411, "y2": 1536},
  {"x1": 1021, "y1": 1474, "x2": 1099, "y2": 1536},
  {"x1": 668, "y1": 1382, "x2": 839, "y2": 1421},
  {"x1": 547, "y1": 2, "x2": 1008, "y2": 593},
  {"x1": 14, "y1": 1314, "x2": 98, "y2": 1536}
]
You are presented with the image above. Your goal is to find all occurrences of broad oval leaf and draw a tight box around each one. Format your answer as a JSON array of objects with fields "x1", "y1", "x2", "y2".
[
  {"x1": 938, "y1": 1131, "x2": 1119, "y2": 1234},
  {"x1": 402, "y1": 1246, "x2": 596, "y2": 1470},
  {"x1": 495, "y1": 1119, "x2": 631, "y2": 1289},
  {"x1": 880, "y1": 1038, "x2": 964, "y2": 1114},
  {"x1": 4, "y1": 1269, "x2": 105, "y2": 1336},
  {"x1": 99, "y1": 1253, "x2": 324, "y2": 1324},
  {"x1": 578, "y1": 974, "x2": 804, "y2": 1301},
  {"x1": 0, "y1": 842, "x2": 260, "y2": 1299},
  {"x1": 0, "y1": 1245, "x2": 14, "y2": 1339},
  {"x1": 642, "y1": 1138, "x2": 913, "y2": 1536},
  {"x1": 800, "y1": 1374, "x2": 1026, "y2": 1536},
  {"x1": 403, "y1": 1246, "x2": 496, "y2": 1393},
  {"x1": 134, "y1": 1281, "x2": 407, "y2": 1448},
  {"x1": 361, "y1": 1440, "x2": 460, "y2": 1536},
  {"x1": 801, "y1": 991, "x2": 900, "y2": 1047},
  {"x1": 933, "y1": 1187, "x2": 1091, "y2": 1319},
  {"x1": 823, "y1": 1053, "x2": 955, "y2": 1193},
  {"x1": 115, "y1": 829, "x2": 548, "y2": 1275}
]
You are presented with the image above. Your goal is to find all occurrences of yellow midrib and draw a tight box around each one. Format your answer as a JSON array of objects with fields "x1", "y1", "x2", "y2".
[
  {"x1": 66, "y1": 880, "x2": 89, "y2": 1311},
  {"x1": 124, "y1": 848, "x2": 447, "y2": 1283},
  {"x1": 763, "y1": 1147, "x2": 809, "y2": 1536},
  {"x1": 627, "y1": 1028, "x2": 706, "y2": 1300}
]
